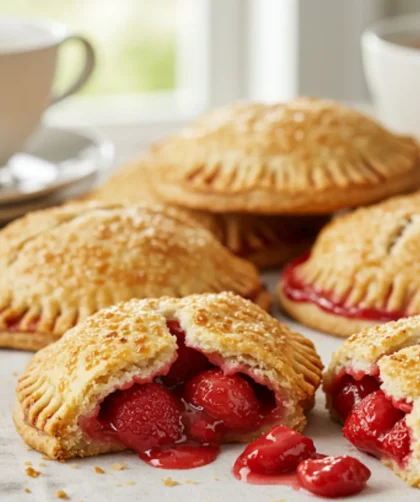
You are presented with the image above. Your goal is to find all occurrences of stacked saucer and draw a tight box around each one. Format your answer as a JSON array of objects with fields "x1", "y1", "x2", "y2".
[{"x1": 0, "y1": 126, "x2": 114, "y2": 223}]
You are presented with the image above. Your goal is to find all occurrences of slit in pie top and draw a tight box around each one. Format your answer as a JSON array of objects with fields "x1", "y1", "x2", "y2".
[
  {"x1": 278, "y1": 192, "x2": 420, "y2": 337},
  {"x1": 0, "y1": 202, "x2": 270, "y2": 351},
  {"x1": 324, "y1": 316, "x2": 420, "y2": 487},
  {"x1": 13, "y1": 293, "x2": 323, "y2": 468}
]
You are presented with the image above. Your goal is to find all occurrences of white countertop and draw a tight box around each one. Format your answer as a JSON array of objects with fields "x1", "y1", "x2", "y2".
[{"x1": 1, "y1": 271, "x2": 417, "y2": 502}]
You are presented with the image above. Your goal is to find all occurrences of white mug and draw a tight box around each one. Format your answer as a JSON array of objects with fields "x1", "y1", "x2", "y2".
[
  {"x1": 0, "y1": 17, "x2": 95, "y2": 166},
  {"x1": 362, "y1": 14, "x2": 420, "y2": 135}
]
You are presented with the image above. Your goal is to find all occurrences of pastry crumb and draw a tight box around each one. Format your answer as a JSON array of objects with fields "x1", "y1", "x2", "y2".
[
  {"x1": 184, "y1": 479, "x2": 197, "y2": 485},
  {"x1": 111, "y1": 462, "x2": 127, "y2": 471},
  {"x1": 213, "y1": 477, "x2": 220, "y2": 481},
  {"x1": 94, "y1": 466, "x2": 105, "y2": 474},
  {"x1": 115, "y1": 484, "x2": 122, "y2": 488},
  {"x1": 24, "y1": 461, "x2": 32, "y2": 466},
  {"x1": 25, "y1": 467, "x2": 41, "y2": 478},
  {"x1": 13, "y1": 371, "x2": 18, "y2": 376},
  {"x1": 39, "y1": 462, "x2": 47, "y2": 468},
  {"x1": 55, "y1": 490, "x2": 69, "y2": 500},
  {"x1": 24, "y1": 488, "x2": 31, "y2": 494},
  {"x1": 70, "y1": 463, "x2": 78, "y2": 469},
  {"x1": 162, "y1": 477, "x2": 180, "y2": 487},
  {"x1": 125, "y1": 481, "x2": 135, "y2": 486},
  {"x1": 58, "y1": 459, "x2": 66, "y2": 464}
]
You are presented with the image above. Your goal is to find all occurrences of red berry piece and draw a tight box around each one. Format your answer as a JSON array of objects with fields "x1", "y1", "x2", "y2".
[
  {"x1": 343, "y1": 390, "x2": 404, "y2": 456},
  {"x1": 162, "y1": 320, "x2": 211, "y2": 388},
  {"x1": 297, "y1": 456, "x2": 371, "y2": 498},
  {"x1": 380, "y1": 418, "x2": 412, "y2": 466},
  {"x1": 234, "y1": 424, "x2": 316, "y2": 475},
  {"x1": 332, "y1": 374, "x2": 380, "y2": 421},
  {"x1": 183, "y1": 369, "x2": 261, "y2": 431},
  {"x1": 104, "y1": 382, "x2": 184, "y2": 452}
]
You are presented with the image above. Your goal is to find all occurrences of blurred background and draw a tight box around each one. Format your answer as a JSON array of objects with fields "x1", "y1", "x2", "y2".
[{"x1": 2, "y1": 0, "x2": 418, "y2": 156}]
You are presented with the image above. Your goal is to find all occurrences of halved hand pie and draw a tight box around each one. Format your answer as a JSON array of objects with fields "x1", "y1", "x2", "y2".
[
  {"x1": 90, "y1": 158, "x2": 328, "y2": 269},
  {"x1": 0, "y1": 203, "x2": 270, "y2": 351},
  {"x1": 149, "y1": 98, "x2": 420, "y2": 214},
  {"x1": 324, "y1": 316, "x2": 420, "y2": 487},
  {"x1": 278, "y1": 192, "x2": 420, "y2": 337},
  {"x1": 14, "y1": 292, "x2": 323, "y2": 467}
]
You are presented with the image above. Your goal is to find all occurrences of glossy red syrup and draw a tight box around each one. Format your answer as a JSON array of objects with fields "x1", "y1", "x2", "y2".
[
  {"x1": 343, "y1": 390, "x2": 412, "y2": 466},
  {"x1": 297, "y1": 456, "x2": 371, "y2": 498},
  {"x1": 81, "y1": 321, "x2": 280, "y2": 470},
  {"x1": 282, "y1": 253, "x2": 405, "y2": 322}
]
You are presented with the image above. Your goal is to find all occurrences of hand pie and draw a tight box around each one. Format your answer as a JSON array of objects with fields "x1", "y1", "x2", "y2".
[
  {"x1": 14, "y1": 292, "x2": 323, "y2": 467},
  {"x1": 90, "y1": 158, "x2": 328, "y2": 269},
  {"x1": 0, "y1": 203, "x2": 270, "y2": 351},
  {"x1": 149, "y1": 98, "x2": 420, "y2": 214},
  {"x1": 278, "y1": 192, "x2": 420, "y2": 337},
  {"x1": 323, "y1": 316, "x2": 420, "y2": 487}
]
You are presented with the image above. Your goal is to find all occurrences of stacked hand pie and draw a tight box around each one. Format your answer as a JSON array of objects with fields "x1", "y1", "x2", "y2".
[
  {"x1": 93, "y1": 97, "x2": 420, "y2": 269},
  {"x1": 0, "y1": 202, "x2": 270, "y2": 351},
  {"x1": 278, "y1": 191, "x2": 420, "y2": 337}
]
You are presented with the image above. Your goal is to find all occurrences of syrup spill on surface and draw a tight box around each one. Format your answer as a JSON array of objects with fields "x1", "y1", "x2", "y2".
[{"x1": 232, "y1": 462, "x2": 301, "y2": 490}]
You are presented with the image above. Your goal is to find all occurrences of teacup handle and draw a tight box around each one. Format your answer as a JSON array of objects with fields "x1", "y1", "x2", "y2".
[{"x1": 50, "y1": 35, "x2": 96, "y2": 105}]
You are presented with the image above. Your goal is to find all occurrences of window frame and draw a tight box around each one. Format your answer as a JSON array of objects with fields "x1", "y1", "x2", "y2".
[{"x1": 46, "y1": 0, "x2": 247, "y2": 128}]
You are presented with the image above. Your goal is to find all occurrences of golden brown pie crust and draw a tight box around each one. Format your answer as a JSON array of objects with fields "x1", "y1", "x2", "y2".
[
  {"x1": 89, "y1": 159, "x2": 328, "y2": 268},
  {"x1": 149, "y1": 98, "x2": 420, "y2": 214},
  {"x1": 14, "y1": 292, "x2": 323, "y2": 459},
  {"x1": 0, "y1": 203, "x2": 270, "y2": 351},
  {"x1": 324, "y1": 316, "x2": 420, "y2": 487},
  {"x1": 278, "y1": 191, "x2": 420, "y2": 337}
]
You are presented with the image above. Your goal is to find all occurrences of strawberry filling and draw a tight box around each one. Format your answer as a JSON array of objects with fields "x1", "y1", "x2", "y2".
[
  {"x1": 282, "y1": 253, "x2": 405, "y2": 322},
  {"x1": 331, "y1": 372, "x2": 413, "y2": 467},
  {"x1": 6, "y1": 316, "x2": 40, "y2": 333},
  {"x1": 233, "y1": 424, "x2": 371, "y2": 498},
  {"x1": 80, "y1": 321, "x2": 283, "y2": 470},
  {"x1": 297, "y1": 456, "x2": 371, "y2": 498}
]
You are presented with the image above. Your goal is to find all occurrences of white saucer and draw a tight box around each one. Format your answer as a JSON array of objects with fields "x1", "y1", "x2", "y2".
[{"x1": 0, "y1": 126, "x2": 114, "y2": 205}]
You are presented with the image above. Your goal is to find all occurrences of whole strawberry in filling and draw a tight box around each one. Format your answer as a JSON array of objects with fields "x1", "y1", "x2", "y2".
[
  {"x1": 233, "y1": 424, "x2": 316, "y2": 476},
  {"x1": 102, "y1": 382, "x2": 184, "y2": 452},
  {"x1": 161, "y1": 320, "x2": 211, "y2": 388},
  {"x1": 343, "y1": 390, "x2": 405, "y2": 457},
  {"x1": 183, "y1": 368, "x2": 262, "y2": 435},
  {"x1": 297, "y1": 456, "x2": 371, "y2": 498},
  {"x1": 332, "y1": 374, "x2": 380, "y2": 421}
]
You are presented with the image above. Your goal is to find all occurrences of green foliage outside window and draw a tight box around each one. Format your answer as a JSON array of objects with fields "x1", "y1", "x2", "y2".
[{"x1": 1, "y1": 0, "x2": 177, "y2": 95}]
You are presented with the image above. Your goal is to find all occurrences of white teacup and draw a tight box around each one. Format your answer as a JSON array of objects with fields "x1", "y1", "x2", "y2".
[
  {"x1": 0, "y1": 17, "x2": 95, "y2": 166},
  {"x1": 362, "y1": 14, "x2": 420, "y2": 135}
]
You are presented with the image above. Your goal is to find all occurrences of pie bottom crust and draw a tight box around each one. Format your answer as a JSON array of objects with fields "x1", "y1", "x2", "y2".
[
  {"x1": 277, "y1": 280, "x2": 378, "y2": 338},
  {"x1": 0, "y1": 332, "x2": 60, "y2": 352},
  {"x1": 154, "y1": 168, "x2": 420, "y2": 215}
]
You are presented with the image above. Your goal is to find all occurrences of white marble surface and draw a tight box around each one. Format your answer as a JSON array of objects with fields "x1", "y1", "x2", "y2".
[{"x1": 0, "y1": 272, "x2": 417, "y2": 502}]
